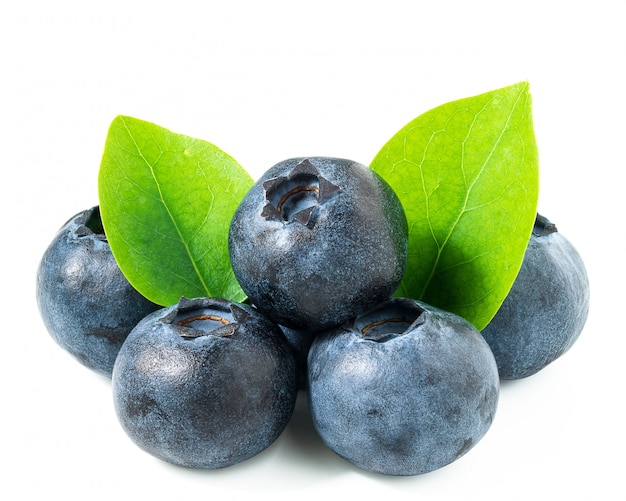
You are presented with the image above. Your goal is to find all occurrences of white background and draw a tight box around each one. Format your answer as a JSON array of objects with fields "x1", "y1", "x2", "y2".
[{"x1": 2, "y1": 1, "x2": 624, "y2": 500}]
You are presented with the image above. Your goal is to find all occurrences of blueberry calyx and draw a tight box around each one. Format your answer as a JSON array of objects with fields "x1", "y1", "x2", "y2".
[
  {"x1": 73, "y1": 205, "x2": 107, "y2": 241},
  {"x1": 355, "y1": 298, "x2": 427, "y2": 342},
  {"x1": 261, "y1": 158, "x2": 340, "y2": 227},
  {"x1": 159, "y1": 297, "x2": 252, "y2": 339},
  {"x1": 533, "y1": 213, "x2": 558, "y2": 237}
]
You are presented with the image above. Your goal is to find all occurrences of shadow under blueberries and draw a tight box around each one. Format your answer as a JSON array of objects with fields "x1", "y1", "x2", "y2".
[
  {"x1": 154, "y1": 390, "x2": 351, "y2": 484},
  {"x1": 278, "y1": 390, "x2": 353, "y2": 473},
  {"x1": 151, "y1": 389, "x2": 474, "y2": 486}
]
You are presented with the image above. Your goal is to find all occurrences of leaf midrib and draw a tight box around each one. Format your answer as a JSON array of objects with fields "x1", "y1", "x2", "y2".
[
  {"x1": 418, "y1": 89, "x2": 525, "y2": 300},
  {"x1": 120, "y1": 117, "x2": 211, "y2": 297}
]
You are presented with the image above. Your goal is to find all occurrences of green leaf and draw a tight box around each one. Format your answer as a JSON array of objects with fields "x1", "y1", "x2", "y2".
[
  {"x1": 371, "y1": 82, "x2": 539, "y2": 330},
  {"x1": 98, "y1": 116, "x2": 253, "y2": 306}
]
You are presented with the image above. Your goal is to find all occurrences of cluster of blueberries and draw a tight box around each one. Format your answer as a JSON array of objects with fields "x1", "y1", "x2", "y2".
[{"x1": 36, "y1": 157, "x2": 589, "y2": 476}]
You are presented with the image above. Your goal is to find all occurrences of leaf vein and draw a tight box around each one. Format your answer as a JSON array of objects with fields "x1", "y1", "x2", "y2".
[
  {"x1": 419, "y1": 88, "x2": 526, "y2": 300},
  {"x1": 119, "y1": 117, "x2": 211, "y2": 297}
]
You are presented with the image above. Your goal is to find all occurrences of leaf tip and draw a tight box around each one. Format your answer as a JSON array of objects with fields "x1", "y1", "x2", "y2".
[{"x1": 510, "y1": 80, "x2": 532, "y2": 99}]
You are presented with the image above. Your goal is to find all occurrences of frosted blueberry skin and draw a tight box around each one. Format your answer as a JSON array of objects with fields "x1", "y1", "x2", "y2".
[
  {"x1": 112, "y1": 297, "x2": 298, "y2": 470},
  {"x1": 307, "y1": 298, "x2": 499, "y2": 476},
  {"x1": 36, "y1": 206, "x2": 160, "y2": 378},
  {"x1": 481, "y1": 214, "x2": 590, "y2": 380},
  {"x1": 228, "y1": 157, "x2": 408, "y2": 331}
]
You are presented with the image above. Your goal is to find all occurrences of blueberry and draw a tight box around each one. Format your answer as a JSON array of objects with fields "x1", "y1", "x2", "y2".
[
  {"x1": 36, "y1": 206, "x2": 160, "y2": 377},
  {"x1": 307, "y1": 298, "x2": 499, "y2": 476},
  {"x1": 112, "y1": 297, "x2": 298, "y2": 469},
  {"x1": 228, "y1": 157, "x2": 408, "y2": 331},
  {"x1": 480, "y1": 214, "x2": 590, "y2": 379}
]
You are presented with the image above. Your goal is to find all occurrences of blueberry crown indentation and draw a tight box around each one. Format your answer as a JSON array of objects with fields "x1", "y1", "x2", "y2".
[{"x1": 261, "y1": 159, "x2": 340, "y2": 227}]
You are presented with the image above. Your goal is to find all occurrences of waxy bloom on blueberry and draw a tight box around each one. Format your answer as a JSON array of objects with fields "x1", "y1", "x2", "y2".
[
  {"x1": 228, "y1": 157, "x2": 408, "y2": 331},
  {"x1": 307, "y1": 298, "x2": 499, "y2": 476},
  {"x1": 481, "y1": 214, "x2": 590, "y2": 379},
  {"x1": 36, "y1": 206, "x2": 160, "y2": 377},
  {"x1": 112, "y1": 297, "x2": 298, "y2": 469}
]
